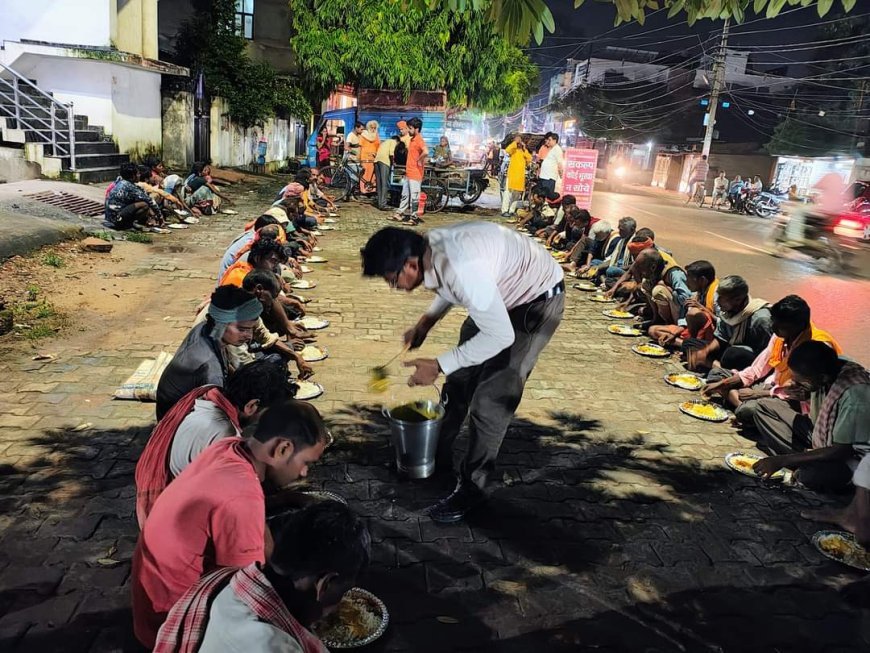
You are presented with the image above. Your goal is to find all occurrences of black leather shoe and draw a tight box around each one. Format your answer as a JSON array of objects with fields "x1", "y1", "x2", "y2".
[{"x1": 425, "y1": 482, "x2": 486, "y2": 523}]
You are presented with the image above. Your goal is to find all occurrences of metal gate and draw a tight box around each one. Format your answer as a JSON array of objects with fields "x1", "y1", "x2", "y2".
[{"x1": 193, "y1": 71, "x2": 210, "y2": 163}]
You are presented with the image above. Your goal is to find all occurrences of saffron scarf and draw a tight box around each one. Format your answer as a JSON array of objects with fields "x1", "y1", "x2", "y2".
[
  {"x1": 769, "y1": 324, "x2": 842, "y2": 387},
  {"x1": 153, "y1": 563, "x2": 327, "y2": 653},
  {"x1": 702, "y1": 279, "x2": 719, "y2": 312},
  {"x1": 811, "y1": 362, "x2": 870, "y2": 449},
  {"x1": 134, "y1": 386, "x2": 240, "y2": 529}
]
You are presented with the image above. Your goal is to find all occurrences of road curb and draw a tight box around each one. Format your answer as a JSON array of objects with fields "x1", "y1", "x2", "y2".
[{"x1": 0, "y1": 211, "x2": 84, "y2": 261}]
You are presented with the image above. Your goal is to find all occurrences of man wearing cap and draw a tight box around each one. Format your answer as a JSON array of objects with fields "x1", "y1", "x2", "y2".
[
  {"x1": 156, "y1": 286, "x2": 262, "y2": 419},
  {"x1": 360, "y1": 224, "x2": 565, "y2": 522}
]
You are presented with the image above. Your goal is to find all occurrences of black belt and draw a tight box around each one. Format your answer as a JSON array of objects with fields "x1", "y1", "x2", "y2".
[{"x1": 532, "y1": 280, "x2": 565, "y2": 304}]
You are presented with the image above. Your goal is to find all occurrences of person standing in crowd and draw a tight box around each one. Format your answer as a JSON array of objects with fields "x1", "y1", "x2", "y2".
[
  {"x1": 375, "y1": 135, "x2": 399, "y2": 211},
  {"x1": 686, "y1": 154, "x2": 709, "y2": 201},
  {"x1": 359, "y1": 120, "x2": 380, "y2": 194},
  {"x1": 501, "y1": 135, "x2": 531, "y2": 218},
  {"x1": 360, "y1": 224, "x2": 564, "y2": 523},
  {"x1": 391, "y1": 118, "x2": 427, "y2": 226},
  {"x1": 315, "y1": 126, "x2": 332, "y2": 169},
  {"x1": 538, "y1": 132, "x2": 564, "y2": 196}
]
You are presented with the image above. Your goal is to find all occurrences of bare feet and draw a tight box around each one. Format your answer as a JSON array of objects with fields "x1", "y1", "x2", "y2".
[{"x1": 800, "y1": 505, "x2": 857, "y2": 535}]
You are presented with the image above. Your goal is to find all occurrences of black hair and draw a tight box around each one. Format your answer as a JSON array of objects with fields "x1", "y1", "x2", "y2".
[
  {"x1": 548, "y1": 132, "x2": 560, "y2": 143},
  {"x1": 144, "y1": 155, "x2": 163, "y2": 170},
  {"x1": 267, "y1": 502, "x2": 370, "y2": 584},
  {"x1": 788, "y1": 340, "x2": 840, "y2": 378},
  {"x1": 247, "y1": 399, "x2": 328, "y2": 447},
  {"x1": 686, "y1": 260, "x2": 716, "y2": 281},
  {"x1": 211, "y1": 284, "x2": 257, "y2": 310},
  {"x1": 253, "y1": 214, "x2": 280, "y2": 230},
  {"x1": 407, "y1": 117, "x2": 423, "y2": 130},
  {"x1": 561, "y1": 194, "x2": 576, "y2": 206},
  {"x1": 718, "y1": 275, "x2": 749, "y2": 295},
  {"x1": 294, "y1": 170, "x2": 312, "y2": 185},
  {"x1": 771, "y1": 294, "x2": 811, "y2": 328},
  {"x1": 191, "y1": 161, "x2": 207, "y2": 176},
  {"x1": 635, "y1": 227, "x2": 655, "y2": 240},
  {"x1": 360, "y1": 227, "x2": 426, "y2": 277},
  {"x1": 354, "y1": 121, "x2": 365, "y2": 129},
  {"x1": 225, "y1": 359, "x2": 295, "y2": 411},
  {"x1": 136, "y1": 165, "x2": 151, "y2": 180},
  {"x1": 250, "y1": 238, "x2": 288, "y2": 265},
  {"x1": 119, "y1": 162, "x2": 138, "y2": 182},
  {"x1": 242, "y1": 269, "x2": 281, "y2": 295}
]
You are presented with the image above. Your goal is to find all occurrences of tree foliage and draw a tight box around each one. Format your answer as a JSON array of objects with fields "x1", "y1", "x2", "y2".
[
  {"x1": 173, "y1": 0, "x2": 310, "y2": 126},
  {"x1": 414, "y1": 0, "x2": 860, "y2": 45},
  {"x1": 289, "y1": 0, "x2": 538, "y2": 113}
]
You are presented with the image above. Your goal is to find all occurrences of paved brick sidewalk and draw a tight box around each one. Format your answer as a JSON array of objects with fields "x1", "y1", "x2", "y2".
[{"x1": 1, "y1": 180, "x2": 868, "y2": 652}]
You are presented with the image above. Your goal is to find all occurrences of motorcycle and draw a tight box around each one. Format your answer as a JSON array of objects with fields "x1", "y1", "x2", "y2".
[
  {"x1": 766, "y1": 205, "x2": 855, "y2": 273},
  {"x1": 747, "y1": 186, "x2": 788, "y2": 218}
]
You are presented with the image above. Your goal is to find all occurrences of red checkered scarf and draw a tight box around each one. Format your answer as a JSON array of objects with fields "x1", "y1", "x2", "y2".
[
  {"x1": 134, "y1": 385, "x2": 240, "y2": 529},
  {"x1": 154, "y1": 563, "x2": 327, "y2": 653},
  {"x1": 811, "y1": 361, "x2": 870, "y2": 449}
]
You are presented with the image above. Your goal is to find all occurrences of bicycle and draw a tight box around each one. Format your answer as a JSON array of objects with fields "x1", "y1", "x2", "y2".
[
  {"x1": 686, "y1": 182, "x2": 706, "y2": 207},
  {"x1": 319, "y1": 155, "x2": 377, "y2": 202}
]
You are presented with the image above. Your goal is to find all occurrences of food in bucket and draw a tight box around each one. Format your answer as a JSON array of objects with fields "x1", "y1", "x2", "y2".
[
  {"x1": 389, "y1": 402, "x2": 439, "y2": 422},
  {"x1": 315, "y1": 589, "x2": 385, "y2": 646}
]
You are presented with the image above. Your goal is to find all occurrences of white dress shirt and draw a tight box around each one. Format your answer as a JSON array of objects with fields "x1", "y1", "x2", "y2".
[
  {"x1": 539, "y1": 144, "x2": 564, "y2": 182},
  {"x1": 423, "y1": 222, "x2": 563, "y2": 375}
]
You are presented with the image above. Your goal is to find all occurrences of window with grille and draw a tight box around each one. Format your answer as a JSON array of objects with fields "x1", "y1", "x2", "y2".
[{"x1": 235, "y1": 0, "x2": 254, "y2": 39}]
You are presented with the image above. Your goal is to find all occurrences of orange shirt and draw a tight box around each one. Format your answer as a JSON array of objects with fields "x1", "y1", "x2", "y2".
[
  {"x1": 220, "y1": 259, "x2": 253, "y2": 288},
  {"x1": 406, "y1": 133, "x2": 427, "y2": 182}
]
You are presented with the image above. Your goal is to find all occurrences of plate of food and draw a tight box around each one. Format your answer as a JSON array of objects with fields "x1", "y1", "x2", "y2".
[
  {"x1": 678, "y1": 400, "x2": 730, "y2": 422},
  {"x1": 311, "y1": 230, "x2": 324, "y2": 236},
  {"x1": 608, "y1": 324, "x2": 642, "y2": 337},
  {"x1": 299, "y1": 265, "x2": 314, "y2": 273},
  {"x1": 296, "y1": 316, "x2": 329, "y2": 330},
  {"x1": 632, "y1": 342, "x2": 669, "y2": 356},
  {"x1": 294, "y1": 380, "x2": 324, "y2": 400},
  {"x1": 664, "y1": 372, "x2": 705, "y2": 390},
  {"x1": 812, "y1": 530, "x2": 870, "y2": 572},
  {"x1": 318, "y1": 225, "x2": 337, "y2": 231},
  {"x1": 573, "y1": 281, "x2": 598, "y2": 292},
  {"x1": 589, "y1": 294, "x2": 615, "y2": 303},
  {"x1": 300, "y1": 345, "x2": 329, "y2": 362},
  {"x1": 312, "y1": 246, "x2": 323, "y2": 252},
  {"x1": 724, "y1": 452, "x2": 786, "y2": 480},
  {"x1": 307, "y1": 255, "x2": 328, "y2": 263},
  {"x1": 302, "y1": 489, "x2": 347, "y2": 504},
  {"x1": 325, "y1": 218, "x2": 339, "y2": 224},
  {"x1": 602, "y1": 309, "x2": 633, "y2": 319},
  {"x1": 290, "y1": 279, "x2": 316, "y2": 290},
  {"x1": 315, "y1": 588, "x2": 389, "y2": 649}
]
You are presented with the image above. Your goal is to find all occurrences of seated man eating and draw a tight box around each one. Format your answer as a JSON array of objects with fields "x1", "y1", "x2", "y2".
[
  {"x1": 136, "y1": 359, "x2": 292, "y2": 526},
  {"x1": 649, "y1": 259, "x2": 718, "y2": 348},
  {"x1": 703, "y1": 294, "x2": 841, "y2": 427},
  {"x1": 156, "y1": 286, "x2": 262, "y2": 419},
  {"x1": 154, "y1": 502, "x2": 370, "y2": 653},
  {"x1": 132, "y1": 400, "x2": 330, "y2": 649},
  {"x1": 685, "y1": 275, "x2": 772, "y2": 373},
  {"x1": 752, "y1": 340, "x2": 870, "y2": 493}
]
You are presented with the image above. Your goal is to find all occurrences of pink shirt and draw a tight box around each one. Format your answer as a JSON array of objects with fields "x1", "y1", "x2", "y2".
[
  {"x1": 737, "y1": 335, "x2": 782, "y2": 397},
  {"x1": 132, "y1": 438, "x2": 265, "y2": 648}
]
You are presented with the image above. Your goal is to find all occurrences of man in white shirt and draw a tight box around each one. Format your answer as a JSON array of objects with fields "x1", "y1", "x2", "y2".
[
  {"x1": 538, "y1": 132, "x2": 564, "y2": 196},
  {"x1": 361, "y1": 223, "x2": 565, "y2": 522}
]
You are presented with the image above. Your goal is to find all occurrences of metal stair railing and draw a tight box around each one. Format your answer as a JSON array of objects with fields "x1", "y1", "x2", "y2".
[{"x1": 0, "y1": 61, "x2": 77, "y2": 170}]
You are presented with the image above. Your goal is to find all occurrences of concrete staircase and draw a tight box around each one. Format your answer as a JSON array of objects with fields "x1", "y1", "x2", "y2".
[{"x1": 0, "y1": 66, "x2": 128, "y2": 183}]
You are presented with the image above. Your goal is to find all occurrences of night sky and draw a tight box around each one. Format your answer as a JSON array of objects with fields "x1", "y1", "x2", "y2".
[{"x1": 526, "y1": 3, "x2": 862, "y2": 84}]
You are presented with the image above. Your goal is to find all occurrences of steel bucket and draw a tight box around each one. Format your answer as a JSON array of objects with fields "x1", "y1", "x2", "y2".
[{"x1": 382, "y1": 390, "x2": 446, "y2": 479}]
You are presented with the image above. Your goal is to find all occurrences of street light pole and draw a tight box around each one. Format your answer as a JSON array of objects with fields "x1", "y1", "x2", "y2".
[{"x1": 702, "y1": 18, "x2": 730, "y2": 157}]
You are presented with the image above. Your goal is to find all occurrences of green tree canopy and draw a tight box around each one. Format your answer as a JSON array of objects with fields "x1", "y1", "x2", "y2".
[
  {"x1": 289, "y1": 0, "x2": 538, "y2": 113},
  {"x1": 415, "y1": 0, "x2": 860, "y2": 45}
]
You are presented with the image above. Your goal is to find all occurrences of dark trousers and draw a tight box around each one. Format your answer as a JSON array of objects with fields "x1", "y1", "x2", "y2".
[
  {"x1": 437, "y1": 293, "x2": 565, "y2": 490},
  {"x1": 375, "y1": 162, "x2": 391, "y2": 209},
  {"x1": 752, "y1": 397, "x2": 852, "y2": 492},
  {"x1": 538, "y1": 178, "x2": 556, "y2": 195}
]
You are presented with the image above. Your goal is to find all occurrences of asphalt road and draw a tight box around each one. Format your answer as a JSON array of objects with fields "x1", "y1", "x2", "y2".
[{"x1": 587, "y1": 187, "x2": 870, "y2": 364}]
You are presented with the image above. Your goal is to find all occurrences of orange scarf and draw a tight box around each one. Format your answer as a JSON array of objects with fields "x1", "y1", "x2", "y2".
[
  {"x1": 702, "y1": 279, "x2": 719, "y2": 311},
  {"x1": 769, "y1": 324, "x2": 842, "y2": 386},
  {"x1": 220, "y1": 259, "x2": 253, "y2": 287}
]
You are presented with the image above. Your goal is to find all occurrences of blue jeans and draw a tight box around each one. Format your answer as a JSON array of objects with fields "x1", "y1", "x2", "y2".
[{"x1": 538, "y1": 178, "x2": 556, "y2": 195}]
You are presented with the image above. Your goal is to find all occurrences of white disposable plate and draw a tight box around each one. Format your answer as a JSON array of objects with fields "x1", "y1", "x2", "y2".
[
  {"x1": 300, "y1": 345, "x2": 329, "y2": 362},
  {"x1": 290, "y1": 279, "x2": 316, "y2": 289},
  {"x1": 296, "y1": 316, "x2": 329, "y2": 330},
  {"x1": 294, "y1": 381, "x2": 324, "y2": 400}
]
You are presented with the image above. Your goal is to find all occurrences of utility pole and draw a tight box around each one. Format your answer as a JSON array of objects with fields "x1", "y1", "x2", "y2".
[{"x1": 702, "y1": 18, "x2": 729, "y2": 157}]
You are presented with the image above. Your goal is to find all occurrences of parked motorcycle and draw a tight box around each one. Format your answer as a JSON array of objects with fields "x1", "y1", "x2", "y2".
[
  {"x1": 748, "y1": 186, "x2": 788, "y2": 218},
  {"x1": 766, "y1": 206, "x2": 855, "y2": 273}
]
